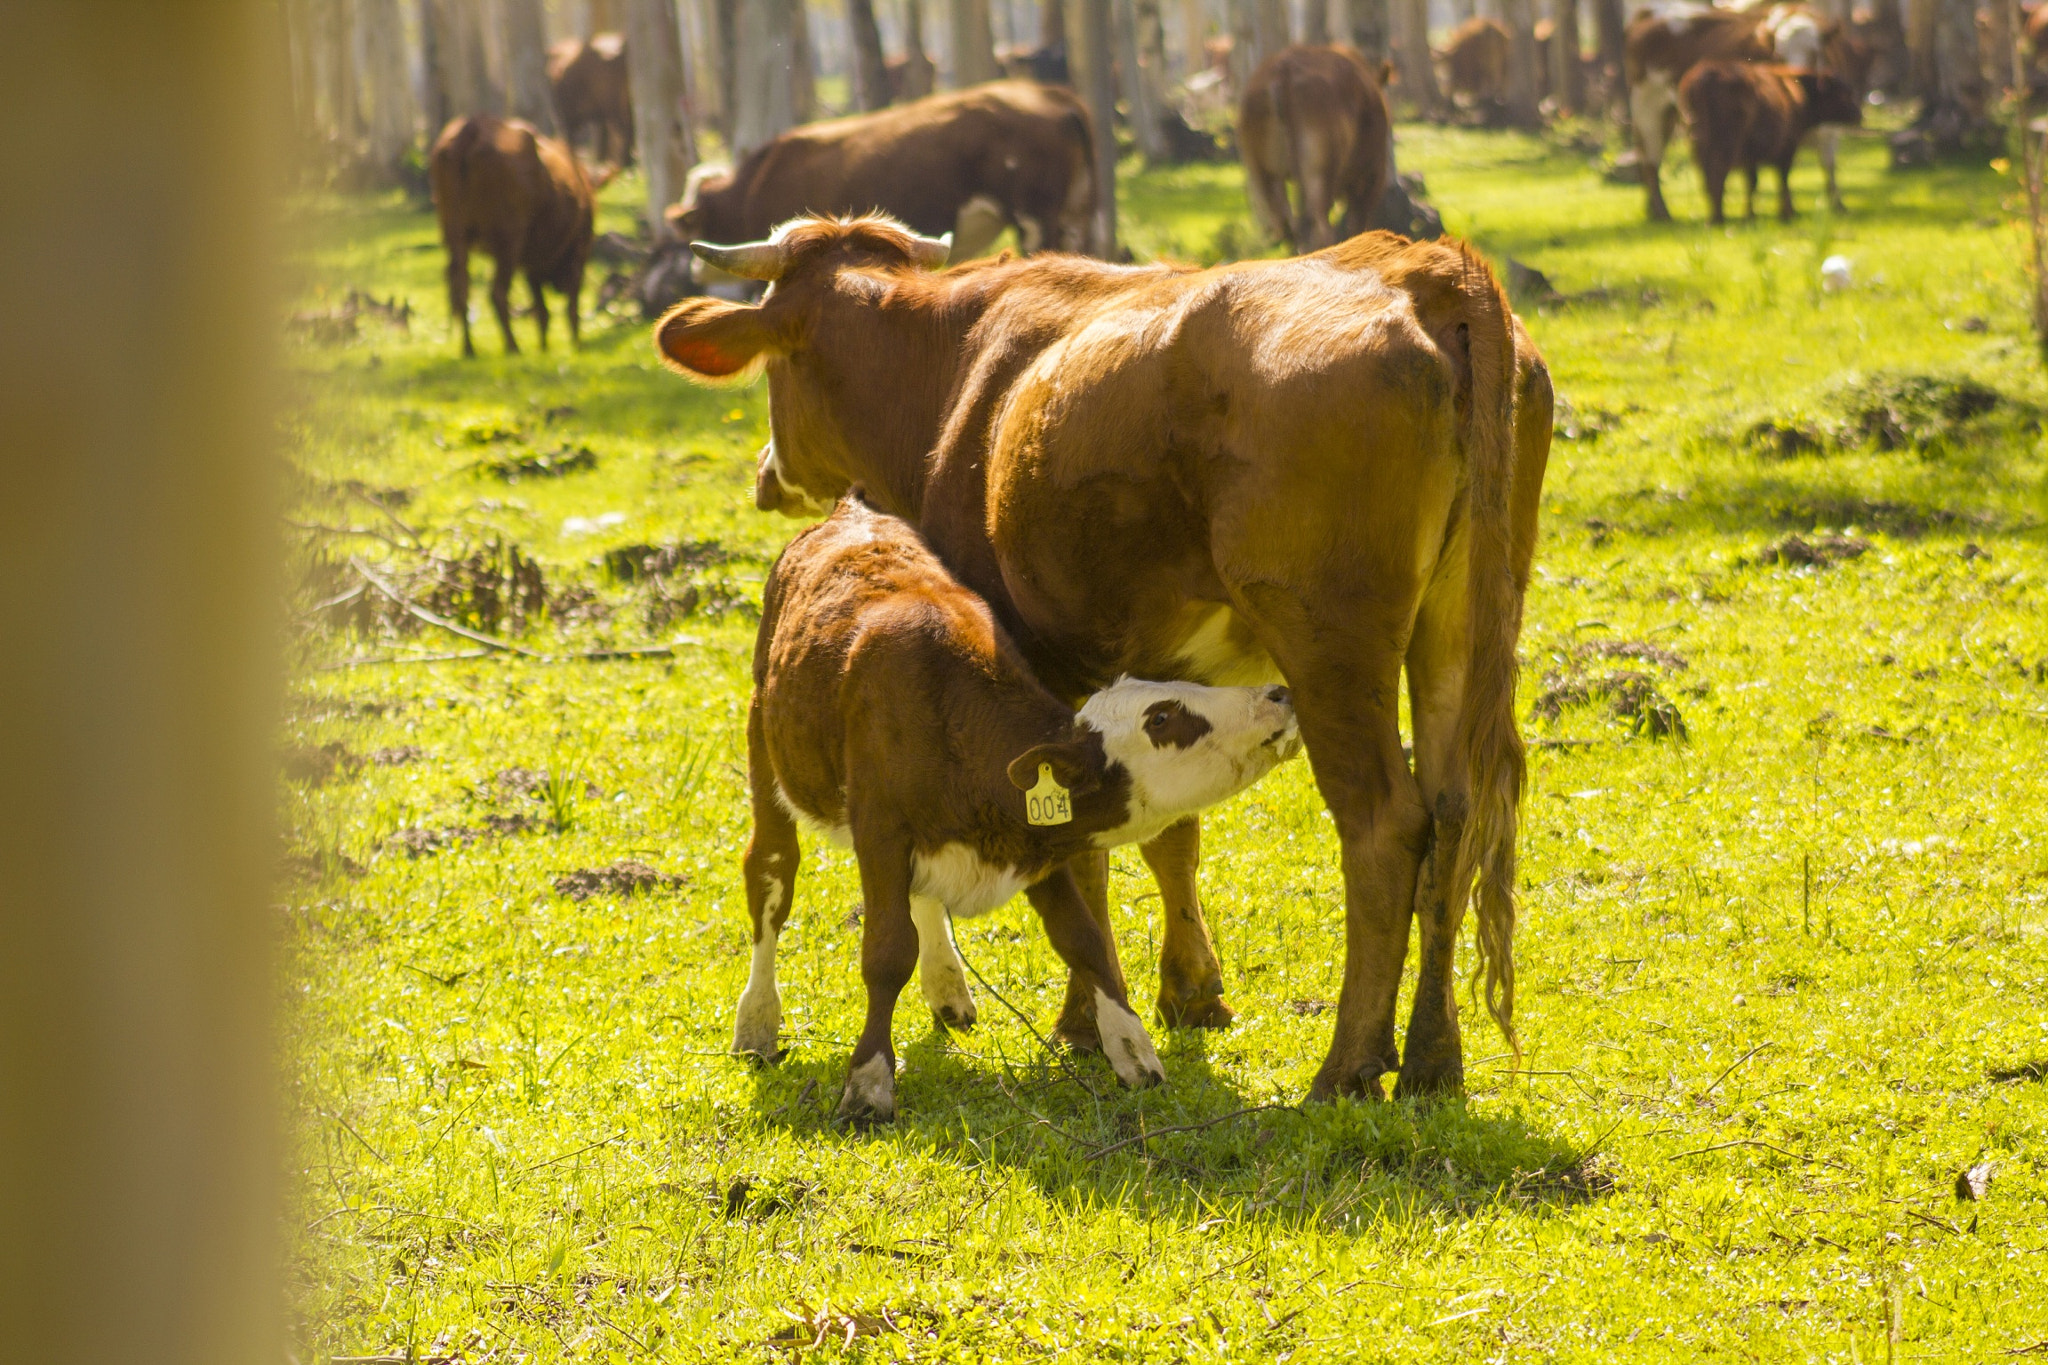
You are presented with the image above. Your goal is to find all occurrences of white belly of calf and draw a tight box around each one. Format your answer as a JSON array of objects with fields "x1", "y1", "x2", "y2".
[{"x1": 912, "y1": 843, "x2": 1029, "y2": 920}]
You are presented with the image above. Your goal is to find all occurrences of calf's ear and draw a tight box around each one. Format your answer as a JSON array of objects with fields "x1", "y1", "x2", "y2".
[
  {"x1": 1006, "y1": 740, "x2": 1103, "y2": 797},
  {"x1": 655, "y1": 298, "x2": 776, "y2": 380}
]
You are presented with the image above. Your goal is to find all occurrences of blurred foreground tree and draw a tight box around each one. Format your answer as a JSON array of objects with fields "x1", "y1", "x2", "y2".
[
  {"x1": 850, "y1": 0, "x2": 893, "y2": 108},
  {"x1": 626, "y1": 0, "x2": 695, "y2": 235},
  {"x1": 735, "y1": 0, "x2": 804, "y2": 156},
  {"x1": 502, "y1": 0, "x2": 559, "y2": 133}
]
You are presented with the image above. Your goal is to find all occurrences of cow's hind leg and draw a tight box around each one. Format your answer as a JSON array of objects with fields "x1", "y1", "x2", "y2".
[
  {"x1": 1775, "y1": 157, "x2": 1797, "y2": 221},
  {"x1": 1146, "y1": 818, "x2": 1234, "y2": 1028},
  {"x1": 445, "y1": 237, "x2": 474, "y2": 358},
  {"x1": 841, "y1": 834, "x2": 918, "y2": 1124},
  {"x1": 735, "y1": 703, "x2": 800, "y2": 1061},
  {"x1": 527, "y1": 270, "x2": 551, "y2": 352},
  {"x1": 1817, "y1": 126, "x2": 1843, "y2": 212},
  {"x1": 1743, "y1": 163, "x2": 1760, "y2": 221},
  {"x1": 1700, "y1": 153, "x2": 1730, "y2": 226},
  {"x1": 911, "y1": 895, "x2": 977, "y2": 1030},
  {"x1": 488, "y1": 245, "x2": 520, "y2": 354}
]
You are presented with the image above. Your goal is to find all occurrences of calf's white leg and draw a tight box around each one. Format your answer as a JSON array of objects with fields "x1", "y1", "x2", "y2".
[{"x1": 911, "y1": 894, "x2": 978, "y2": 1030}]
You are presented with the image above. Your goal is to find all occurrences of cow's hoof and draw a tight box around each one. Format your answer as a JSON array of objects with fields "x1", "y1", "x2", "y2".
[
  {"x1": 836, "y1": 1053, "x2": 896, "y2": 1125},
  {"x1": 1096, "y1": 991, "x2": 1167, "y2": 1089},
  {"x1": 931, "y1": 1002, "x2": 977, "y2": 1032},
  {"x1": 1055, "y1": 1015, "x2": 1103, "y2": 1055},
  {"x1": 1307, "y1": 1064, "x2": 1388, "y2": 1103},
  {"x1": 1392, "y1": 1061, "x2": 1466, "y2": 1100},
  {"x1": 1158, "y1": 986, "x2": 1236, "y2": 1030}
]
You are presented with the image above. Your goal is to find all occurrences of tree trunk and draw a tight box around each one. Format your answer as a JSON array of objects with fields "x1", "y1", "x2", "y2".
[
  {"x1": 323, "y1": 0, "x2": 362, "y2": 144},
  {"x1": 1044, "y1": 0, "x2": 1070, "y2": 48},
  {"x1": 1395, "y1": 0, "x2": 1438, "y2": 111},
  {"x1": 1865, "y1": 0, "x2": 1905, "y2": 94},
  {"x1": 429, "y1": 0, "x2": 502, "y2": 119},
  {"x1": 901, "y1": 0, "x2": 938, "y2": 98},
  {"x1": 585, "y1": 0, "x2": 622, "y2": 36},
  {"x1": 1906, "y1": 0, "x2": 1936, "y2": 102},
  {"x1": 1228, "y1": 0, "x2": 1257, "y2": 89},
  {"x1": 1548, "y1": 0, "x2": 1582, "y2": 112},
  {"x1": 1344, "y1": 0, "x2": 1390, "y2": 63},
  {"x1": 713, "y1": 0, "x2": 738, "y2": 143},
  {"x1": 626, "y1": 0, "x2": 695, "y2": 239},
  {"x1": 359, "y1": 0, "x2": 416, "y2": 175},
  {"x1": 951, "y1": 0, "x2": 1002, "y2": 84},
  {"x1": 1254, "y1": 0, "x2": 1289, "y2": 59},
  {"x1": 1501, "y1": 0, "x2": 1540, "y2": 123},
  {"x1": 1118, "y1": 0, "x2": 1173, "y2": 158},
  {"x1": 1922, "y1": 0, "x2": 1986, "y2": 143},
  {"x1": 1071, "y1": 0, "x2": 1118, "y2": 252},
  {"x1": 734, "y1": 0, "x2": 802, "y2": 158},
  {"x1": 1593, "y1": 0, "x2": 1625, "y2": 91},
  {"x1": 418, "y1": 0, "x2": 447, "y2": 129},
  {"x1": 1303, "y1": 0, "x2": 1330, "y2": 45},
  {"x1": 1984, "y1": 0, "x2": 2011, "y2": 95},
  {"x1": 792, "y1": 0, "x2": 818, "y2": 119},
  {"x1": 850, "y1": 0, "x2": 893, "y2": 108},
  {"x1": 501, "y1": 0, "x2": 557, "y2": 131},
  {"x1": 1180, "y1": 0, "x2": 1207, "y2": 73}
]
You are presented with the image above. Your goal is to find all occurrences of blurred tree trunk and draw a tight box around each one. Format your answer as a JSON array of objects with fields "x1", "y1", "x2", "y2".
[
  {"x1": 713, "y1": 0, "x2": 738, "y2": 144},
  {"x1": 1906, "y1": 0, "x2": 1935, "y2": 102},
  {"x1": 1118, "y1": 0, "x2": 1173, "y2": 158},
  {"x1": 1920, "y1": 0, "x2": 1987, "y2": 144},
  {"x1": 418, "y1": 0, "x2": 448, "y2": 129},
  {"x1": 585, "y1": 0, "x2": 622, "y2": 36},
  {"x1": 0, "y1": 8, "x2": 277, "y2": 1365},
  {"x1": 626, "y1": 0, "x2": 695, "y2": 238},
  {"x1": 1343, "y1": 0, "x2": 1390, "y2": 63},
  {"x1": 501, "y1": 0, "x2": 557, "y2": 131},
  {"x1": 1395, "y1": 0, "x2": 1438, "y2": 111},
  {"x1": 1228, "y1": 0, "x2": 1256, "y2": 88},
  {"x1": 429, "y1": 0, "x2": 502, "y2": 119},
  {"x1": 1865, "y1": 0, "x2": 1905, "y2": 93},
  {"x1": 1593, "y1": 0, "x2": 1624, "y2": 93},
  {"x1": 1071, "y1": 0, "x2": 1118, "y2": 251},
  {"x1": 1045, "y1": 0, "x2": 1071, "y2": 49},
  {"x1": 359, "y1": 0, "x2": 416, "y2": 174},
  {"x1": 1180, "y1": 0, "x2": 1207, "y2": 72},
  {"x1": 1254, "y1": 0, "x2": 1289, "y2": 58},
  {"x1": 1303, "y1": 0, "x2": 1330, "y2": 44},
  {"x1": 1501, "y1": 0, "x2": 1540, "y2": 123},
  {"x1": 1984, "y1": 0, "x2": 2011, "y2": 95},
  {"x1": 792, "y1": 0, "x2": 818, "y2": 117},
  {"x1": 285, "y1": 0, "x2": 320, "y2": 149},
  {"x1": 901, "y1": 0, "x2": 938, "y2": 97},
  {"x1": 1548, "y1": 0, "x2": 1581, "y2": 112},
  {"x1": 952, "y1": 0, "x2": 1003, "y2": 84},
  {"x1": 850, "y1": 0, "x2": 893, "y2": 107},
  {"x1": 734, "y1": 0, "x2": 801, "y2": 157},
  {"x1": 322, "y1": 0, "x2": 362, "y2": 144}
]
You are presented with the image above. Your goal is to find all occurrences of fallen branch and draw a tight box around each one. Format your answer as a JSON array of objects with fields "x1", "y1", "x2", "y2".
[
  {"x1": 1083, "y1": 1103, "x2": 1300, "y2": 1160},
  {"x1": 349, "y1": 555, "x2": 544, "y2": 657},
  {"x1": 1698, "y1": 1041, "x2": 1774, "y2": 1100},
  {"x1": 1670, "y1": 1137, "x2": 1851, "y2": 1172},
  {"x1": 315, "y1": 649, "x2": 493, "y2": 671},
  {"x1": 285, "y1": 516, "x2": 413, "y2": 552}
]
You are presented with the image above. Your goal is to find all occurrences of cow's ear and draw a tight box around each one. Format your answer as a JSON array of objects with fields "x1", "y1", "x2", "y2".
[
  {"x1": 1006, "y1": 739, "x2": 1103, "y2": 797},
  {"x1": 655, "y1": 298, "x2": 776, "y2": 380}
]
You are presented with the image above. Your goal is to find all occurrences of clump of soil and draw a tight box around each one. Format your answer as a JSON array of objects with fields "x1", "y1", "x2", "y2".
[
  {"x1": 1533, "y1": 639, "x2": 1690, "y2": 740},
  {"x1": 553, "y1": 861, "x2": 686, "y2": 902},
  {"x1": 597, "y1": 538, "x2": 756, "y2": 628},
  {"x1": 388, "y1": 812, "x2": 543, "y2": 858},
  {"x1": 306, "y1": 538, "x2": 550, "y2": 638},
  {"x1": 371, "y1": 745, "x2": 425, "y2": 765},
  {"x1": 1737, "y1": 371, "x2": 2031, "y2": 460},
  {"x1": 1756, "y1": 533, "x2": 1870, "y2": 568},
  {"x1": 283, "y1": 741, "x2": 362, "y2": 785},
  {"x1": 601, "y1": 540, "x2": 732, "y2": 582},
  {"x1": 474, "y1": 444, "x2": 597, "y2": 480}
]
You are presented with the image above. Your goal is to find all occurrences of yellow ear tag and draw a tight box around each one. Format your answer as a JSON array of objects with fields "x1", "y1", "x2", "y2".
[{"x1": 1025, "y1": 763, "x2": 1073, "y2": 827}]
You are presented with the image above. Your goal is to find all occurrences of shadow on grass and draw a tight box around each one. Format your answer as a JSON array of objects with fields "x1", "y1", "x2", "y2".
[{"x1": 741, "y1": 1021, "x2": 1606, "y2": 1233}]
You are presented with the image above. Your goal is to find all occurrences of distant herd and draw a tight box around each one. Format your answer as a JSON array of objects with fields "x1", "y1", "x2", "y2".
[{"x1": 416, "y1": 3, "x2": 1877, "y2": 1115}]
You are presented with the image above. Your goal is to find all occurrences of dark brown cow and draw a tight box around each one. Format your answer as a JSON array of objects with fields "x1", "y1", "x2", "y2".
[
  {"x1": 739, "y1": 494, "x2": 1300, "y2": 1120},
  {"x1": 1239, "y1": 45, "x2": 1392, "y2": 252},
  {"x1": 667, "y1": 82, "x2": 1096, "y2": 267},
  {"x1": 1625, "y1": 3, "x2": 1862, "y2": 221},
  {"x1": 1440, "y1": 16, "x2": 1511, "y2": 108},
  {"x1": 657, "y1": 215, "x2": 1552, "y2": 1100},
  {"x1": 1680, "y1": 61, "x2": 1861, "y2": 222},
  {"x1": 548, "y1": 32, "x2": 633, "y2": 166},
  {"x1": 428, "y1": 116, "x2": 595, "y2": 358}
]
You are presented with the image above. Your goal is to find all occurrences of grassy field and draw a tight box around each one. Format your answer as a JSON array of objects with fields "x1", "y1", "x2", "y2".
[{"x1": 283, "y1": 122, "x2": 2048, "y2": 1362}]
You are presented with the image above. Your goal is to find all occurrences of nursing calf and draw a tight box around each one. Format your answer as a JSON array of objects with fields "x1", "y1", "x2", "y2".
[{"x1": 737, "y1": 497, "x2": 1300, "y2": 1123}]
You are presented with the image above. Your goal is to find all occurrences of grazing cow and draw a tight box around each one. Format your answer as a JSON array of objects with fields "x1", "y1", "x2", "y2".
[
  {"x1": 1239, "y1": 44, "x2": 1393, "y2": 252},
  {"x1": 1680, "y1": 61, "x2": 1862, "y2": 222},
  {"x1": 1440, "y1": 16, "x2": 1512, "y2": 111},
  {"x1": 668, "y1": 82, "x2": 1096, "y2": 268},
  {"x1": 658, "y1": 215, "x2": 1551, "y2": 1100},
  {"x1": 428, "y1": 116, "x2": 595, "y2": 358},
  {"x1": 547, "y1": 32, "x2": 633, "y2": 166},
  {"x1": 739, "y1": 494, "x2": 1301, "y2": 1122}
]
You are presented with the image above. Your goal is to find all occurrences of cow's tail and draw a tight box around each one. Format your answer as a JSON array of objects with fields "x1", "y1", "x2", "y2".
[{"x1": 1445, "y1": 242, "x2": 1524, "y2": 1057}]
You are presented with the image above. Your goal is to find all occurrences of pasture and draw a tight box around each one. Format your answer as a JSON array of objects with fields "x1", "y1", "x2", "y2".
[{"x1": 284, "y1": 122, "x2": 2048, "y2": 1361}]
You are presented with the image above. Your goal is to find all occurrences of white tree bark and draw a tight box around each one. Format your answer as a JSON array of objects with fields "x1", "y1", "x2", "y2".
[
  {"x1": 358, "y1": 0, "x2": 416, "y2": 172},
  {"x1": 950, "y1": 0, "x2": 1002, "y2": 85},
  {"x1": 1501, "y1": 0, "x2": 1539, "y2": 123},
  {"x1": 501, "y1": 0, "x2": 557, "y2": 131},
  {"x1": 1396, "y1": 0, "x2": 1438, "y2": 109},
  {"x1": 626, "y1": 0, "x2": 695, "y2": 239},
  {"x1": 734, "y1": 0, "x2": 802, "y2": 159},
  {"x1": 1070, "y1": 0, "x2": 1117, "y2": 252},
  {"x1": 1117, "y1": 0, "x2": 1172, "y2": 159}
]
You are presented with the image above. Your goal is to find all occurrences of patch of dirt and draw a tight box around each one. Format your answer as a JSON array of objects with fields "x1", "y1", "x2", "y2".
[
  {"x1": 1576, "y1": 639, "x2": 1689, "y2": 671},
  {"x1": 547, "y1": 583, "x2": 612, "y2": 624},
  {"x1": 1771, "y1": 498, "x2": 1993, "y2": 538},
  {"x1": 1555, "y1": 400, "x2": 1622, "y2": 442},
  {"x1": 308, "y1": 539, "x2": 550, "y2": 639},
  {"x1": 286, "y1": 289, "x2": 414, "y2": 345},
  {"x1": 282, "y1": 741, "x2": 362, "y2": 785},
  {"x1": 1744, "y1": 419, "x2": 1827, "y2": 459},
  {"x1": 601, "y1": 539, "x2": 733, "y2": 583},
  {"x1": 1736, "y1": 371, "x2": 2034, "y2": 461},
  {"x1": 1756, "y1": 534, "x2": 1870, "y2": 568},
  {"x1": 1287, "y1": 998, "x2": 1335, "y2": 1016},
  {"x1": 371, "y1": 745, "x2": 426, "y2": 765},
  {"x1": 277, "y1": 849, "x2": 365, "y2": 881},
  {"x1": 496, "y1": 767, "x2": 601, "y2": 800},
  {"x1": 646, "y1": 575, "x2": 757, "y2": 629},
  {"x1": 552, "y1": 860, "x2": 686, "y2": 902},
  {"x1": 1532, "y1": 666, "x2": 1688, "y2": 739},
  {"x1": 390, "y1": 826, "x2": 482, "y2": 857},
  {"x1": 475, "y1": 444, "x2": 598, "y2": 480},
  {"x1": 1989, "y1": 1060, "x2": 2048, "y2": 1083}
]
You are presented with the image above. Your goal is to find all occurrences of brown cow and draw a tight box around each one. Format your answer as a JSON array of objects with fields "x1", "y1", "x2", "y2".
[
  {"x1": 548, "y1": 32, "x2": 633, "y2": 167},
  {"x1": 1680, "y1": 61, "x2": 1862, "y2": 222},
  {"x1": 1625, "y1": 3, "x2": 1863, "y2": 221},
  {"x1": 667, "y1": 82, "x2": 1096, "y2": 267},
  {"x1": 1440, "y1": 16, "x2": 1511, "y2": 110},
  {"x1": 739, "y1": 493, "x2": 1300, "y2": 1120},
  {"x1": 428, "y1": 116, "x2": 595, "y2": 358},
  {"x1": 657, "y1": 215, "x2": 1552, "y2": 1100},
  {"x1": 1239, "y1": 45, "x2": 1392, "y2": 252}
]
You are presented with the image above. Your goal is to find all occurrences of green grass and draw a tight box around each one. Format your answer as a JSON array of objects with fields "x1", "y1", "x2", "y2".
[{"x1": 284, "y1": 126, "x2": 2048, "y2": 1361}]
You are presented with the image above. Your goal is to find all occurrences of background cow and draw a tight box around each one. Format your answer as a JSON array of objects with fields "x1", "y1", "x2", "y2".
[
  {"x1": 658, "y1": 215, "x2": 1552, "y2": 1100},
  {"x1": 1441, "y1": 16, "x2": 1512, "y2": 115},
  {"x1": 547, "y1": 33, "x2": 632, "y2": 167},
  {"x1": 1239, "y1": 45, "x2": 1392, "y2": 252},
  {"x1": 1681, "y1": 61, "x2": 1863, "y2": 222},
  {"x1": 428, "y1": 116, "x2": 595, "y2": 357},
  {"x1": 739, "y1": 495, "x2": 1300, "y2": 1122},
  {"x1": 668, "y1": 82, "x2": 1097, "y2": 269}
]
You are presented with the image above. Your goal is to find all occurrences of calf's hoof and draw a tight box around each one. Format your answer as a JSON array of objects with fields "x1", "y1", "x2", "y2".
[
  {"x1": 1056, "y1": 994, "x2": 1102, "y2": 1054},
  {"x1": 836, "y1": 1053, "x2": 896, "y2": 1126},
  {"x1": 731, "y1": 998, "x2": 782, "y2": 1065},
  {"x1": 931, "y1": 1002, "x2": 977, "y2": 1032},
  {"x1": 1095, "y1": 989, "x2": 1167, "y2": 1090},
  {"x1": 1307, "y1": 1058, "x2": 1390, "y2": 1103},
  {"x1": 1157, "y1": 982, "x2": 1236, "y2": 1030},
  {"x1": 1392, "y1": 1058, "x2": 1466, "y2": 1100}
]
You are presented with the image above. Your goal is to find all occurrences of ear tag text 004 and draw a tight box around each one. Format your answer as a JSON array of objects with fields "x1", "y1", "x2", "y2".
[{"x1": 1025, "y1": 763, "x2": 1073, "y2": 827}]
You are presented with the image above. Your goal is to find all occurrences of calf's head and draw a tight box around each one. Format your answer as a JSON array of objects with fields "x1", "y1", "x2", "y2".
[
  {"x1": 653, "y1": 214, "x2": 954, "y2": 518},
  {"x1": 1799, "y1": 72, "x2": 1864, "y2": 127},
  {"x1": 1007, "y1": 680, "x2": 1302, "y2": 846}
]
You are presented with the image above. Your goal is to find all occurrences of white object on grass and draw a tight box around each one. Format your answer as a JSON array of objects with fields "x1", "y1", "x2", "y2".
[
  {"x1": 562, "y1": 511, "x2": 627, "y2": 537},
  {"x1": 1820, "y1": 255, "x2": 1852, "y2": 292}
]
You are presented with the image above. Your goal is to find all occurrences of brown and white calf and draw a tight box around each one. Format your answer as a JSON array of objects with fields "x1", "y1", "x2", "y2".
[
  {"x1": 736, "y1": 496, "x2": 1300, "y2": 1123},
  {"x1": 1679, "y1": 61, "x2": 1862, "y2": 223}
]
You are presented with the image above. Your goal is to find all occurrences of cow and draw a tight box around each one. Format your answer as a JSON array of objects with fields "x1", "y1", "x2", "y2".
[
  {"x1": 667, "y1": 82, "x2": 1096, "y2": 271},
  {"x1": 738, "y1": 493, "x2": 1301, "y2": 1122},
  {"x1": 1239, "y1": 44, "x2": 1393, "y2": 253},
  {"x1": 428, "y1": 116, "x2": 595, "y2": 358},
  {"x1": 1440, "y1": 16, "x2": 1511, "y2": 112},
  {"x1": 547, "y1": 32, "x2": 633, "y2": 166},
  {"x1": 1680, "y1": 61, "x2": 1862, "y2": 222},
  {"x1": 1625, "y1": 2, "x2": 1865, "y2": 220},
  {"x1": 655, "y1": 214, "x2": 1552, "y2": 1101}
]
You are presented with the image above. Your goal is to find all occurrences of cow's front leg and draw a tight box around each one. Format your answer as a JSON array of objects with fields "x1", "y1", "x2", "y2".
[
  {"x1": 1054, "y1": 848, "x2": 1123, "y2": 1053},
  {"x1": 1029, "y1": 868, "x2": 1164, "y2": 1089},
  {"x1": 911, "y1": 894, "x2": 977, "y2": 1030},
  {"x1": 1145, "y1": 818, "x2": 1235, "y2": 1028},
  {"x1": 840, "y1": 835, "x2": 918, "y2": 1125}
]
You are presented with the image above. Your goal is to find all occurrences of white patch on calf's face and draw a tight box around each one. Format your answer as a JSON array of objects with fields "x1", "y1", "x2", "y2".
[
  {"x1": 1092, "y1": 988, "x2": 1165, "y2": 1089},
  {"x1": 1077, "y1": 679, "x2": 1300, "y2": 847}
]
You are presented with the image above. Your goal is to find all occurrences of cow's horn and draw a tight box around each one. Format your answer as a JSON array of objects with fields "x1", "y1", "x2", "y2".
[
  {"x1": 689, "y1": 239, "x2": 788, "y2": 282},
  {"x1": 910, "y1": 232, "x2": 952, "y2": 270}
]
